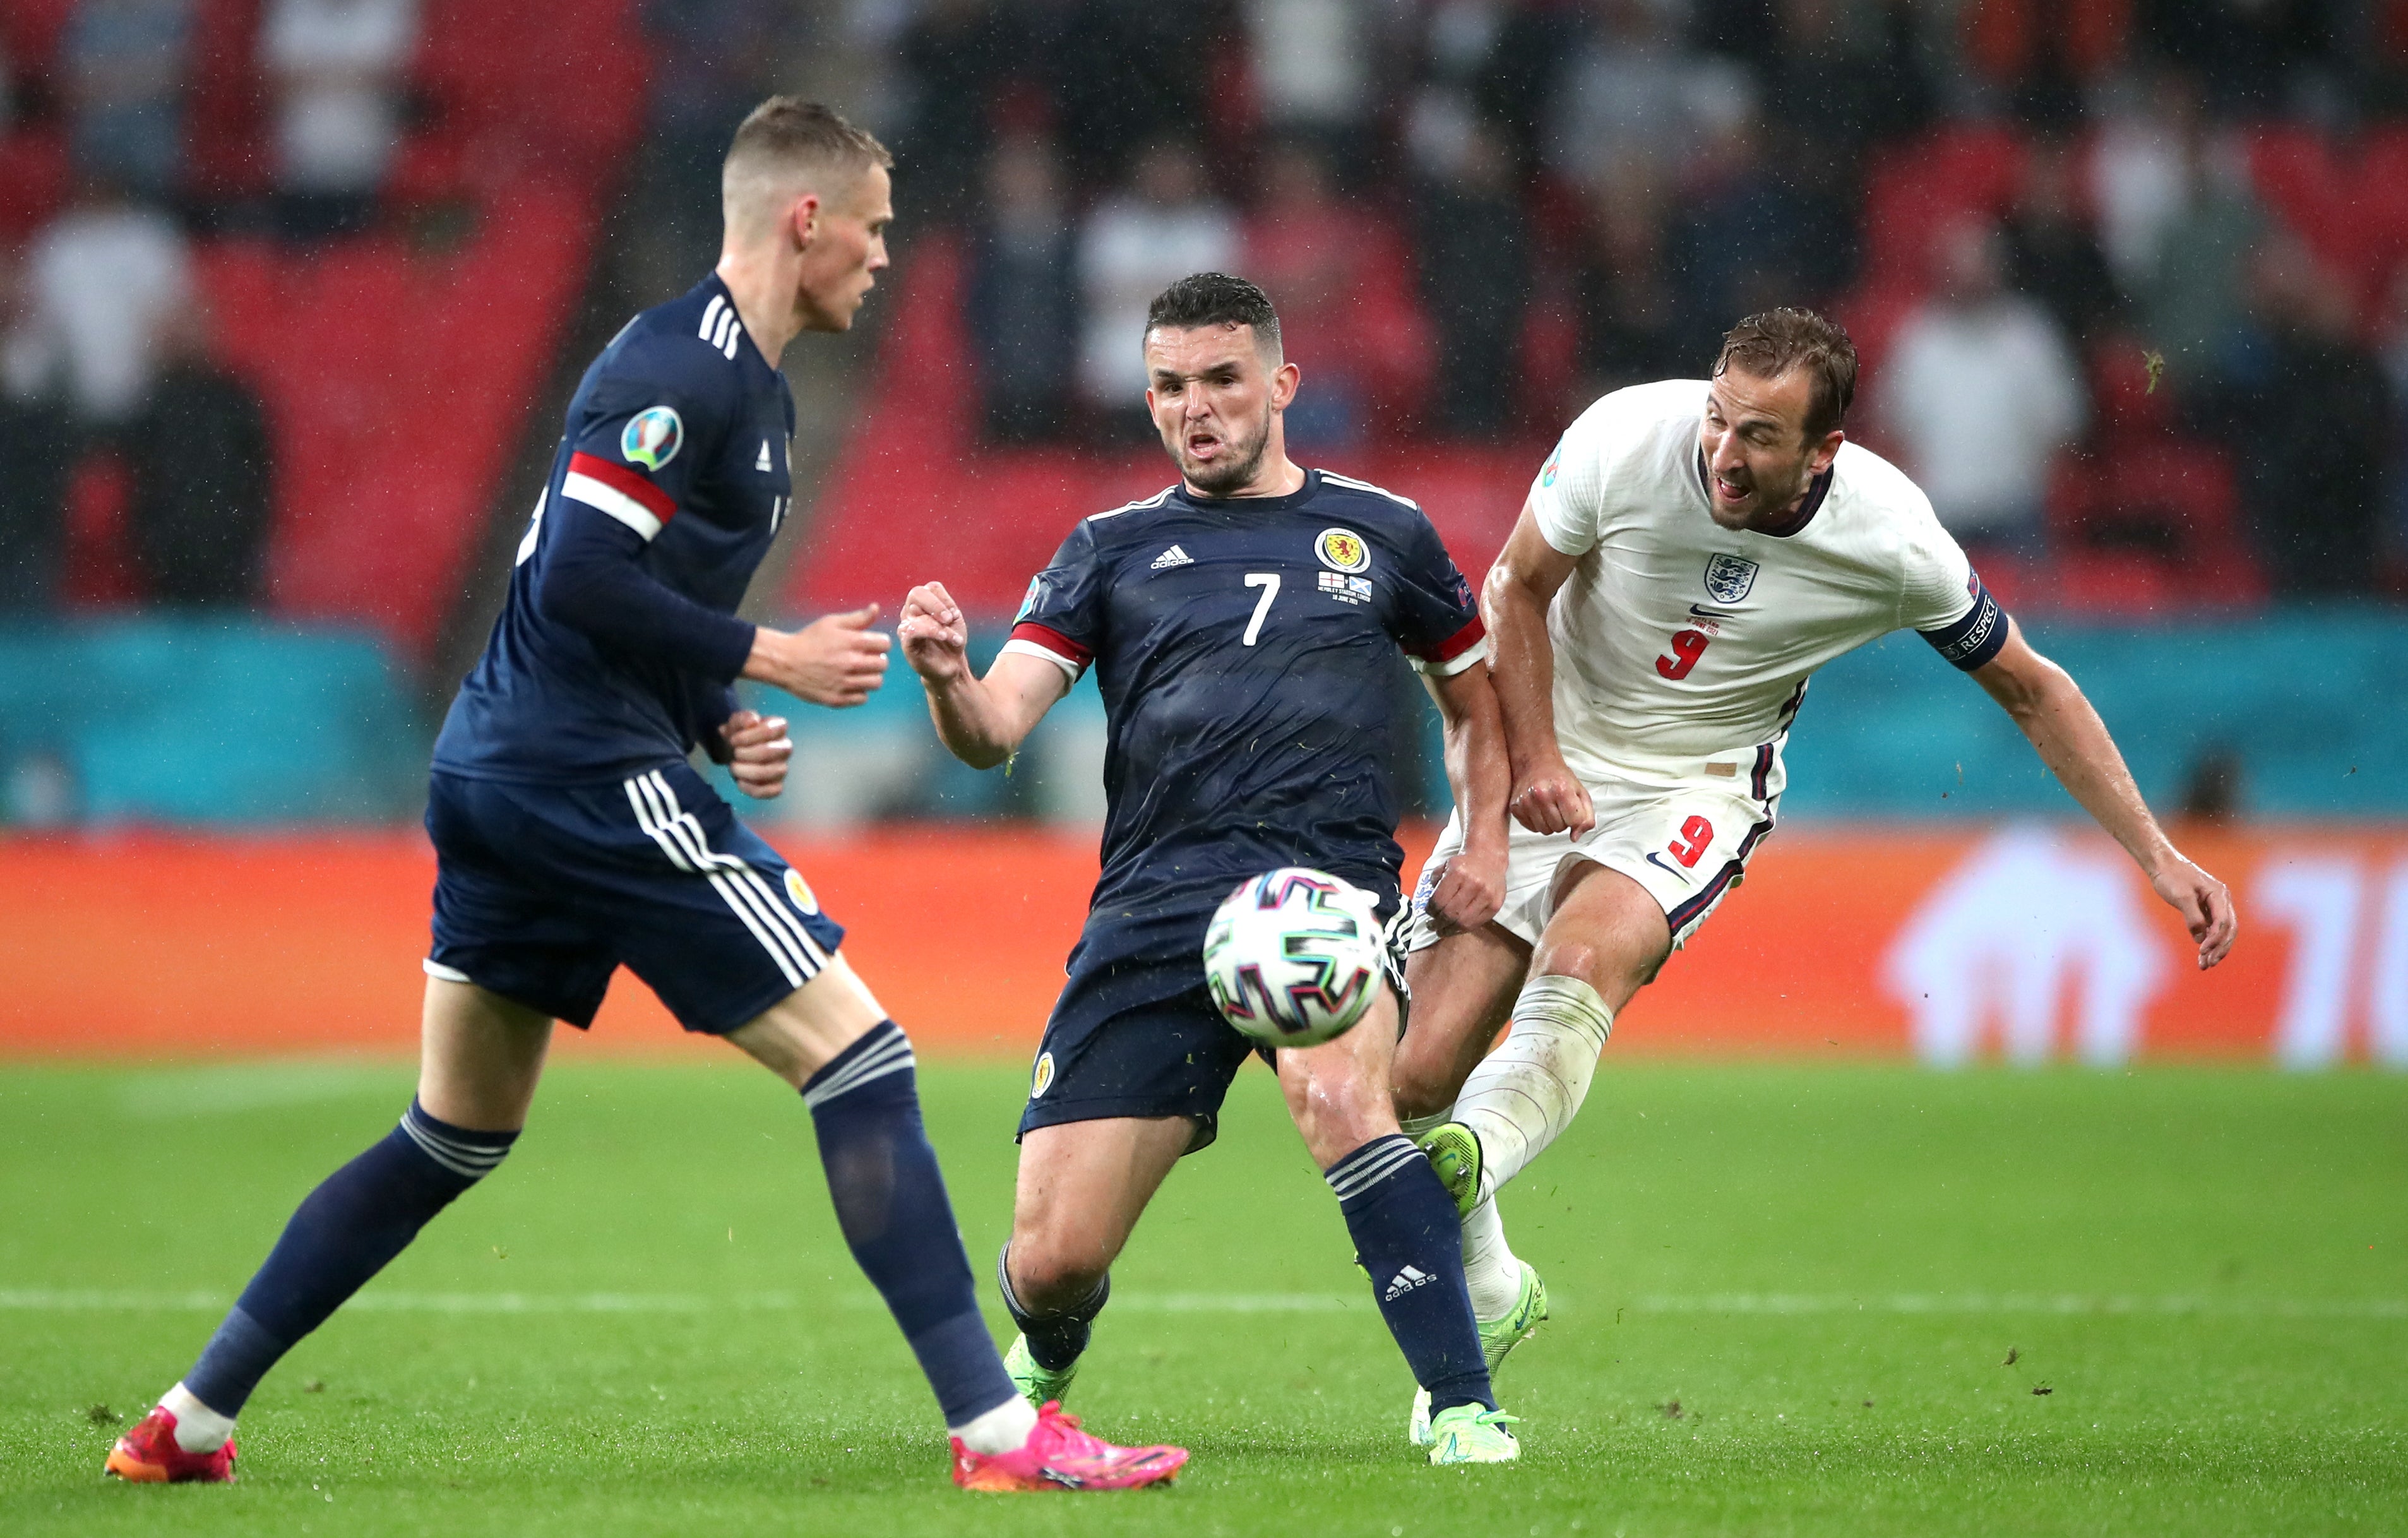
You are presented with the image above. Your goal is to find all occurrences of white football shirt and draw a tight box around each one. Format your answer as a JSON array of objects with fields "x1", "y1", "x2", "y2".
[{"x1": 1527, "y1": 379, "x2": 2001, "y2": 784}]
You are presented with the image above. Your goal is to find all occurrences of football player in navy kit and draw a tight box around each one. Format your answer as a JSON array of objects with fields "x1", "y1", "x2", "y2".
[
  {"x1": 899, "y1": 274, "x2": 1525, "y2": 1464},
  {"x1": 105, "y1": 98, "x2": 1184, "y2": 1496}
]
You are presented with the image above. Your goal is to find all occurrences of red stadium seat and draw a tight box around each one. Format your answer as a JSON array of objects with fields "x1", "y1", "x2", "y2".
[
  {"x1": 2044, "y1": 442, "x2": 2263, "y2": 612},
  {"x1": 0, "y1": 128, "x2": 71, "y2": 241},
  {"x1": 182, "y1": 0, "x2": 268, "y2": 201},
  {"x1": 167, "y1": 0, "x2": 646, "y2": 655},
  {"x1": 0, "y1": 0, "x2": 79, "y2": 71},
  {"x1": 1859, "y1": 124, "x2": 2029, "y2": 292}
]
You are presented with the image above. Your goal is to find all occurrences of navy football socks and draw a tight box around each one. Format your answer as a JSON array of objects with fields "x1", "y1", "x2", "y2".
[
  {"x1": 184, "y1": 1100, "x2": 516, "y2": 1416},
  {"x1": 1325, "y1": 1133, "x2": 1496, "y2": 1414},
  {"x1": 996, "y1": 1244, "x2": 1109, "y2": 1373},
  {"x1": 802, "y1": 1022, "x2": 1019, "y2": 1426}
]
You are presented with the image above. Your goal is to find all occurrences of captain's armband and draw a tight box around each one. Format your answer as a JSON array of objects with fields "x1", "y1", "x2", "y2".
[{"x1": 1917, "y1": 577, "x2": 2010, "y2": 672}]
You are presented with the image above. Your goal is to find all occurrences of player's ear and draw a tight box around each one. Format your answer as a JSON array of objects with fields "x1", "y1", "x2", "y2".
[
  {"x1": 787, "y1": 191, "x2": 822, "y2": 251},
  {"x1": 1808, "y1": 427, "x2": 1844, "y2": 476},
  {"x1": 1269, "y1": 361, "x2": 1300, "y2": 411}
]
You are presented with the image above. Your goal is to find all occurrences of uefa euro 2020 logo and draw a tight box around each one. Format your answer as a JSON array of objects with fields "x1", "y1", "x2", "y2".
[{"x1": 622, "y1": 405, "x2": 684, "y2": 470}]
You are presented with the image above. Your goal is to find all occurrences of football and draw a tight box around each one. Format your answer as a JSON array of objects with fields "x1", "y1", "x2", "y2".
[{"x1": 1203, "y1": 867, "x2": 1388, "y2": 1049}]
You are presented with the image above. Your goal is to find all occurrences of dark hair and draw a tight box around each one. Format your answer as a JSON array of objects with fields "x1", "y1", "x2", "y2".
[
  {"x1": 725, "y1": 97, "x2": 892, "y2": 181},
  {"x1": 1714, "y1": 307, "x2": 1857, "y2": 438},
  {"x1": 1145, "y1": 272, "x2": 1282, "y2": 357}
]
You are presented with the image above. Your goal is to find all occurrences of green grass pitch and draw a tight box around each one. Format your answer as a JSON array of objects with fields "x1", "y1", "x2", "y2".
[{"x1": 3, "y1": 1058, "x2": 2404, "y2": 1536}]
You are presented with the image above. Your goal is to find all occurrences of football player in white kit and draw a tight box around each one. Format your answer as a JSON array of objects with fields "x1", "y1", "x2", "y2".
[{"x1": 1387, "y1": 308, "x2": 2241, "y2": 1443}]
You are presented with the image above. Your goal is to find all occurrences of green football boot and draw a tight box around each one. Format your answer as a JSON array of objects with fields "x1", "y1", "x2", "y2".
[
  {"x1": 1426, "y1": 1405, "x2": 1521, "y2": 1465},
  {"x1": 1409, "y1": 1261, "x2": 1550, "y2": 1446},
  {"x1": 1414, "y1": 1121, "x2": 1484, "y2": 1217},
  {"x1": 1003, "y1": 1333, "x2": 1078, "y2": 1410}
]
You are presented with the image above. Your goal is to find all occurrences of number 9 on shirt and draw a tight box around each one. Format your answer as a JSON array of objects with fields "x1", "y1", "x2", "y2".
[{"x1": 1203, "y1": 868, "x2": 1386, "y2": 1049}]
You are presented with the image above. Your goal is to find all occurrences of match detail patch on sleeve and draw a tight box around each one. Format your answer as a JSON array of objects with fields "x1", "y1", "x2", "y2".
[
  {"x1": 1003, "y1": 621, "x2": 1093, "y2": 678},
  {"x1": 563, "y1": 451, "x2": 677, "y2": 541},
  {"x1": 1917, "y1": 576, "x2": 2010, "y2": 672},
  {"x1": 1409, "y1": 616, "x2": 1490, "y2": 677}
]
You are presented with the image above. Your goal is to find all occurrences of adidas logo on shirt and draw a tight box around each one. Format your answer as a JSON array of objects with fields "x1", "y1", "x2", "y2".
[
  {"x1": 1385, "y1": 1265, "x2": 1434, "y2": 1301},
  {"x1": 1150, "y1": 545, "x2": 1193, "y2": 571},
  {"x1": 756, "y1": 439, "x2": 773, "y2": 472}
]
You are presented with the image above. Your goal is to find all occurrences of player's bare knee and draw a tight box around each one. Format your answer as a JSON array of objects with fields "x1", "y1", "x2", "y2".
[
  {"x1": 1284, "y1": 1065, "x2": 1393, "y2": 1167},
  {"x1": 1006, "y1": 1231, "x2": 1110, "y2": 1311},
  {"x1": 1389, "y1": 1035, "x2": 1457, "y2": 1121}
]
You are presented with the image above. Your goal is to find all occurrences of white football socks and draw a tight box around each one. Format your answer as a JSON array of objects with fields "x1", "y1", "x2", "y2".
[
  {"x1": 161, "y1": 1382, "x2": 236, "y2": 1452},
  {"x1": 1453, "y1": 974, "x2": 1614, "y2": 1203},
  {"x1": 1458, "y1": 1195, "x2": 1524, "y2": 1321},
  {"x1": 950, "y1": 1393, "x2": 1039, "y2": 1455}
]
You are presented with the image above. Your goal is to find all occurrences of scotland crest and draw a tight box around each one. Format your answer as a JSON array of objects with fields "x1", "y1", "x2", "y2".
[{"x1": 1703, "y1": 553, "x2": 1758, "y2": 604}]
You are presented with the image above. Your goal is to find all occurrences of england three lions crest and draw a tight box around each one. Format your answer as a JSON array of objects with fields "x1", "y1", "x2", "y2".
[{"x1": 1703, "y1": 553, "x2": 1758, "y2": 604}]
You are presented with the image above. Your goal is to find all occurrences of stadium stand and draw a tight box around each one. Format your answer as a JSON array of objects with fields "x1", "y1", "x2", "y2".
[{"x1": 3, "y1": 0, "x2": 648, "y2": 657}]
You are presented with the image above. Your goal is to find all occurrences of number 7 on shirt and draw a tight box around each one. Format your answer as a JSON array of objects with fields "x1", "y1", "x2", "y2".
[{"x1": 1243, "y1": 573, "x2": 1280, "y2": 646}]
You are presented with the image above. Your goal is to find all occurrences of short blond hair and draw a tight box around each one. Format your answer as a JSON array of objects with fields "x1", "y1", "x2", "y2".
[{"x1": 722, "y1": 98, "x2": 891, "y2": 237}]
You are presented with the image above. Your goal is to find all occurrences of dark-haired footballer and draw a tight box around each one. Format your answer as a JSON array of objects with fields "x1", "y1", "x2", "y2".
[
  {"x1": 1388, "y1": 307, "x2": 2241, "y2": 1444},
  {"x1": 104, "y1": 99, "x2": 1182, "y2": 1496},
  {"x1": 898, "y1": 273, "x2": 1525, "y2": 1465}
]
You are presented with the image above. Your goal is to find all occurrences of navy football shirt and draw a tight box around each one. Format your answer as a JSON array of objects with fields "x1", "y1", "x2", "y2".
[
  {"x1": 1006, "y1": 470, "x2": 1486, "y2": 957},
  {"x1": 433, "y1": 275, "x2": 796, "y2": 783}
]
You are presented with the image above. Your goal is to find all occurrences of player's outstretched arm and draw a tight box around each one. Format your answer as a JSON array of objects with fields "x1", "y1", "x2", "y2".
[
  {"x1": 1485, "y1": 503, "x2": 1595, "y2": 838},
  {"x1": 742, "y1": 604, "x2": 893, "y2": 707},
  {"x1": 898, "y1": 580, "x2": 1071, "y2": 770},
  {"x1": 1419, "y1": 664, "x2": 1510, "y2": 933},
  {"x1": 1970, "y1": 621, "x2": 2238, "y2": 969}
]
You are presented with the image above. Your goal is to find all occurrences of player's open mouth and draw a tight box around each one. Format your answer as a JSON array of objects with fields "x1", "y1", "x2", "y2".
[
  {"x1": 1187, "y1": 433, "x2": 1220, "y2": 457},
  {"x1": 1714, "y1": 473, "x2": 1749, "y2": 503}
]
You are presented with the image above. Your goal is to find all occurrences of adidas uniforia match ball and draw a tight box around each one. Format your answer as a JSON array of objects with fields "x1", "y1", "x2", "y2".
[{"x1": 1203, "y1": 868, "x2": 1387, "y2": 1049}]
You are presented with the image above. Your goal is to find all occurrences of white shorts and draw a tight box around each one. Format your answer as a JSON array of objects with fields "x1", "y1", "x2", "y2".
[{"x1": 1404, "y1": 748, "x2": 1780, "y2": 953}]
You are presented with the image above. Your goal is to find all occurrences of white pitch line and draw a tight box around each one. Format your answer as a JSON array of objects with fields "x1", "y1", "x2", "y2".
[
  {"x1": 0, "y1": 1288, "x2": 1358, "y2": 1316},
  {"x1": 3, "y1": 1289, "x2": 2400, "y2": 1320},
  {"x1": 1633, "y1": 1293, "x2": 2408, "y2": 1320}
]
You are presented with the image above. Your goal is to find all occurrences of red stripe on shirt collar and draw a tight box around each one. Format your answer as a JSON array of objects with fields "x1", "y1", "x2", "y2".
[{"x1": 568, "y1": 451, "x2": 677, "y2": 522}]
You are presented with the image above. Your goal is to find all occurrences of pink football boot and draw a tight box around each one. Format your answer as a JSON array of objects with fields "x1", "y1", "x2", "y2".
[
  {"x1": 104, "y1": 1406, "x2": 237, "y2": 1484},
  {"x1": 950, "y1": 1400, "x2": 1186, "y2": 1492}
]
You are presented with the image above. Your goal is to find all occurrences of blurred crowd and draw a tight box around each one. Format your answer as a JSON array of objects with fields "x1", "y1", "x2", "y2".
[
  {"x1": 6, "y1": 0, "x2": 2407, "y2": 617},
  {"x1": 0, "y1": 0, "x2": 429, "y2": 613},
  {"x1": 867, "y1": 0, "x2": 2408, "y2": 600}
]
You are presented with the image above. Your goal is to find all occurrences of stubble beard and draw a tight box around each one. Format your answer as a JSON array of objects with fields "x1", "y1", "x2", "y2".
[{"x1": 1177, "y1": 408, "x2": 1272, "y2": 498}]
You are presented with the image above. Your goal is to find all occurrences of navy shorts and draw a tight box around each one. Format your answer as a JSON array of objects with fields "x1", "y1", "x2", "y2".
[
  {"x1": 1018, "y1": 891, "x2": 1404, "y2": 1156},
  {"x1": 424, "y1": 761, "x2": 845, "y2": 1034}
]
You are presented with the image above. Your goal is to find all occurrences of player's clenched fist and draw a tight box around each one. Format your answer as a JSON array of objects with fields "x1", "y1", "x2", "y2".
[
  {"x1": 1421, "y1": 844, "x2": 1506, "y2": 936},
  {"x1": 743, "y1": 604, "x2": 890, "y2": 707},
  {"x1": 898, "y1": 581, "x2": 970, "y2": 685},
  {"x1": 719, "y1": 709, "x2": 793, "y2": 799},
  {"x1": 1510, "y1": 755, "x2": 1596, "y2": 838}
]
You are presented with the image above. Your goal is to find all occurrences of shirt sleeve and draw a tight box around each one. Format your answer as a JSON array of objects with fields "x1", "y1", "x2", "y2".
[
  {"x1": 1525, "y1": 397, "x2": 1614, "y2": 556},
  {"x1": 536, "y1": 502, "x2": 758, "y2": 681},
  {"x1": 559, "y1": 369, "x2": 718, "y2": 544},
  {"x1": 1900, "y1": 518, "x2": 2012, "y2": 672},
  {"x1": 1001, "y1": 520, "x2": 1109, "y2": 678},
  {"x1": 1389, "y1": 515, "x2": 1490, "y2": 677}
]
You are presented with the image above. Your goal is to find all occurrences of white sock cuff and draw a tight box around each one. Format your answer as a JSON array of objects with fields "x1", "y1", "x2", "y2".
[
  {"x1": 950, "y1": 1393, "x2": 1039, "y2": 1455},
  {"x1": 1398, "y1": 1111, "x2": 1451, "y2": 1138},
  {"x1": 1513, "y1": 974, "x2": 1614, "y2": 1051},
  {"x1": 162, "y1": 1383, "x2": 236, "y2": 1452}
]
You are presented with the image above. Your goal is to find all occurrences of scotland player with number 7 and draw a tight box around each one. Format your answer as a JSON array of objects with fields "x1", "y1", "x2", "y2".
[{"x1": 898, "y1": 274, "x2": 1527, "y2": 1465}]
